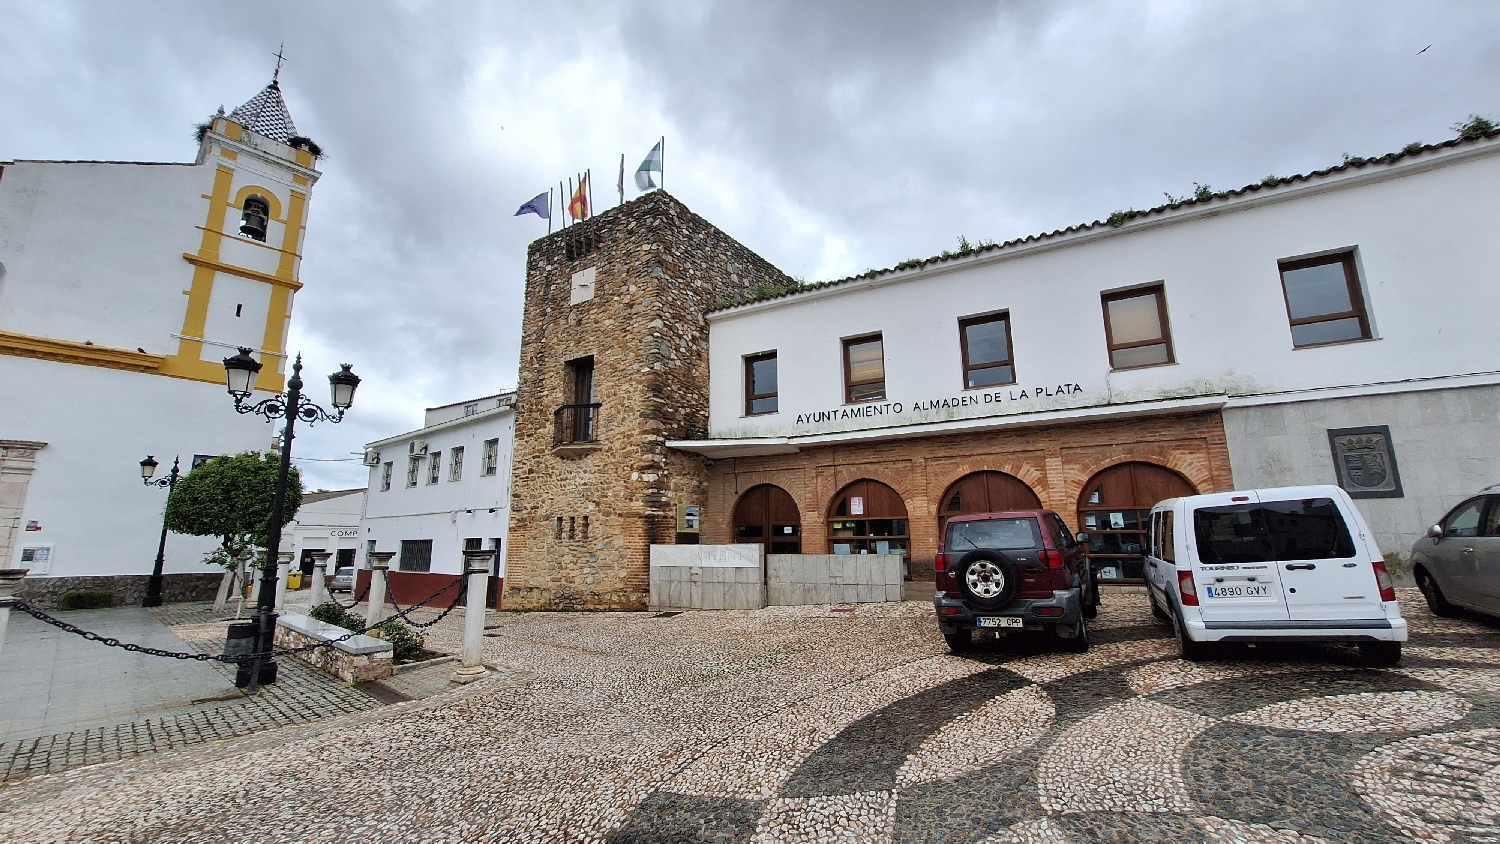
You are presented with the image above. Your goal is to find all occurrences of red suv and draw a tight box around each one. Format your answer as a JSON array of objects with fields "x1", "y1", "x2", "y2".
[{"x1": 933, "y1": 509, "x2": 1098, "y2": 653}]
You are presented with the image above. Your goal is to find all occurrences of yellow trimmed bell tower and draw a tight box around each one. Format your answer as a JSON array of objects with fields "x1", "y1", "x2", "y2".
[{"x1": 159, "y1": 80, "x2": 322, "y2": 392}]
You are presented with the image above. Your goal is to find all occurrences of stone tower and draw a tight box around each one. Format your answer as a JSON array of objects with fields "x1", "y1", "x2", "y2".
[{"x1": 505, "y1": 191, "x2": 792, "y2": 610}]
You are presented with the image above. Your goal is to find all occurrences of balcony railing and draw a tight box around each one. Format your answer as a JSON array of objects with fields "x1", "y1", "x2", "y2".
[{"x1": 554, "y1": 403, "x2": 602, "y2": 446}]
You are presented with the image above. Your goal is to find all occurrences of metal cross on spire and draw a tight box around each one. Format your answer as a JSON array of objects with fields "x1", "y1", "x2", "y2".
[{"x1": 273, "y1": 43, "x2": 287, "y2": 82}]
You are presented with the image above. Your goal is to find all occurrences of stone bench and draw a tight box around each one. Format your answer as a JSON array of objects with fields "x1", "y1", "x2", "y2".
[{"x1": 273, "y1": 613, "x2": 393, "y2": 682}]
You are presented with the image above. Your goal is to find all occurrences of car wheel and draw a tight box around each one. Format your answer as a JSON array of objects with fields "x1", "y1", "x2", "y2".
[
  {"x1": 1172, "y1": 610, "x2": 1212, "y2": 661},
  {"x1": 1416, "y1": 568, "x2": 1461, "y2": 618},
  {"x1": 944, "y1": 629, "x2": 972, "y2": 653},
  {"x1": 1148, "y1": 587, "x2": 1171, "y2": 623},
  {"x1": 955, "y1": 550, "x2": 1019, "y2": 610},
  {"x1": 1082, "y1": 569, "x2": 1099, "y2": 620},
  {"x1": 1056, "y1": 614, "x2": 1090, "y2": 654},
  {"x1": 1359, "y1": 641, "x2": 1402, "y2": 667}
]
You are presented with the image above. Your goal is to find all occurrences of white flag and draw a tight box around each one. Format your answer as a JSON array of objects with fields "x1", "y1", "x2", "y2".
[{"x1": 634, "y1": 140, "x2": 663, "y2": 191}]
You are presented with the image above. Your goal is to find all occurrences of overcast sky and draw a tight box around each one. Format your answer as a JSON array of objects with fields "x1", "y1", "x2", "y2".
[{"x1": 3, "y1": 1, "x2": 1497, "y2": 490}]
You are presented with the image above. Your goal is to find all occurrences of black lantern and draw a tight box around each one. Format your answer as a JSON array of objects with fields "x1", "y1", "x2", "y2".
[
  {"x1": 328, "y1": 364, "x2": 361, "y2": 410},
  {"x1": 140, "y1": 455, "x2": 159, "y2": 480},
  {"x1": 223, "y1": 347, "x2": 263, "y2": 398}
]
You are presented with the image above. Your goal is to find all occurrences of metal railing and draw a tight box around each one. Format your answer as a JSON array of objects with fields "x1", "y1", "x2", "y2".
[{"x1": 553, "y1": 403, "x2": 602, "y2": 445}]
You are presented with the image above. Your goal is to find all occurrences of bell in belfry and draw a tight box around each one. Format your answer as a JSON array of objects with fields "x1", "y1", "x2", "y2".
[{"x1": 239, "y1": 196, "x2": 270, "y2": 241}]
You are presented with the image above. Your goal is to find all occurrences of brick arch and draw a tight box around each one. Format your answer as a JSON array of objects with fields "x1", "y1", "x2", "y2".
[
  {"x1": 820, "y1": 465, "x2": 923, "y2": 518},
  {"x1": 927, "y1": 461, "x2": 1047, "y2": 513},
  {"x1": 1065, "y1": 448, "x2": 1216, "y2": 513}
]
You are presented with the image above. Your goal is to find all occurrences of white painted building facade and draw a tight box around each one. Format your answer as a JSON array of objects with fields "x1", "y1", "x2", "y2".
[
  {"x1": 284, "y1": 488, "x2": 365, "y2": 576},
  {"x1": 678, "y1": 133, "x2": 1500, "y2": 564},
  {"x1": 360, "y1": 393, "x2": 516, "y2": 578},
  {"x1": 0, "y1": 80, "x2": 324, "y2": 592}
]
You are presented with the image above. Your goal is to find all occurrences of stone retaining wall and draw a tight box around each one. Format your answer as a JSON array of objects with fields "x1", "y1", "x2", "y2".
[
  {"x1": 16, "y1": 573, "x2": 223, "y2": 608},
  {"x1": 273, "y1": 613, "x2": 392, "y2": 683}
]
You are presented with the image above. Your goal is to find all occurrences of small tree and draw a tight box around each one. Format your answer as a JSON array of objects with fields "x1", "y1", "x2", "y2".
[{"x1": 165, "y1": 452, "x2": 303, "y2": 554}]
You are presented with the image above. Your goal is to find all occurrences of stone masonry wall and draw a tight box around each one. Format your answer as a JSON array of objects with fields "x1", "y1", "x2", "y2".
[
  {"x1": 506, "y1": 192, "x2": 793, "y2": 610},
  {"x1": 700, "y1": 411, "x2": 1235, "y2": 581},
  {"x1": 17, "y1": 572, "x2": 224, "y2": 608}
]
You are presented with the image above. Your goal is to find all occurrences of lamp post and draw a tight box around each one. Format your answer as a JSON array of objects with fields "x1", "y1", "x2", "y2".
[
  {"x1": 222, "y1": 348, "x2": 359, "y2": 691},
  {"x1": 139, "y1": 455, "x2": 181, "y2": 608}
]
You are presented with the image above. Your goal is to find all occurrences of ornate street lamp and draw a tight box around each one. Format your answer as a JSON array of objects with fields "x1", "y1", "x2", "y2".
[
  {"x1": 222, "y1": 348, "x2": 359, "y2": 691},
  {"x1": 139, "y1": 455, "x2": 181, "y2": 608}
]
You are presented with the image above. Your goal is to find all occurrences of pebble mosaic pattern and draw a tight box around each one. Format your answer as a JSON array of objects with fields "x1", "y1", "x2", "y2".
[{"x1": 2, "y1": 588, "x2": 1500, "y2": 842}]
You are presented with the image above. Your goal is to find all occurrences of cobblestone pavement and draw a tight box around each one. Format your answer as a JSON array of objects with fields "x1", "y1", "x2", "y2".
[{"x1": 2, "y1": 589, "x2": 1499, "y2": 842}]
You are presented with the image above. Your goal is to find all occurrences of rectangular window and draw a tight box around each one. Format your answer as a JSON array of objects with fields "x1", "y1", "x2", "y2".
[
  {"x1": 427, "y1": 451, "x2": 441, "y2": 484},
  {"x1": 958, "y1": 313, "x2": 1015, "y2": 388},
  {"x1": 1102, "y1": 285, "x2": 1174, "y2": 369},
  {"x1": 450, "y1": 446, "x2": 464, "y2": 482},
  {"x1": 463, "y1": 403, "x2": 478, "y2": 417},
  {"x1": 482, "y1": 439, "x2": 499, "y2": 476},
  {"x1": 398, "y1": 539, "x2": 433, "y2": 572},
  {"x1": 843, "y1": 334, "x2": 886, "y2": 403},
  {"x1": 463, "y1": 537, "x2": 482, "y2": 551},
  {"x1": 381, "y1": 462, "x2": 393, "y2": 492},
  {"x1": 1278, "y1": 251, "x2": 1371, "y2": 347},
  {"x1": 745, "y1": 352, "x2": 778, "y2": 415},
  {"x1": 406, "y1": 457, "x2": 420, "y2": 488},
  {"x1": 561, "y1": 356, "x2": 597, "y2": 443}
]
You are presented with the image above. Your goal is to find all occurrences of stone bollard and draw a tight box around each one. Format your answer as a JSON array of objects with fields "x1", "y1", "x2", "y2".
[
  {"x1": 0, "y1": 569, "x2": 29, "y2": 655},
  {"x1": 309, "y1": 551, "x2": 332, "y2": 607},
  {"x1": 451, "y1": 550, "x2": 495, "y2": 684},
  {"x1": 273, "y1": 552, "x2": 294, "y2": 611},
  {"x1": 366, "y1": 552, "x2": 395, "y2": 629}
]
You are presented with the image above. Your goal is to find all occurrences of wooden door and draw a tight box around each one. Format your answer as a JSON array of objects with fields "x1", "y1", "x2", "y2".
[{"x1": 734, "y1": 485, "x2": 801, "y2": 554}]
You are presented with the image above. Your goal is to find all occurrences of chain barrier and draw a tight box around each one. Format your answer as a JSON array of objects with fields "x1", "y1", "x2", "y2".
[
  {"x1": 321, "y1": 580, "x2": 370, "y2": 611},
  {"x1": 381, "y1": 570, "x2": 467, "y2": 629},
  {"x1": 0, "y1": 571, "x2": 470, "y2": 665},
  {"x1": 4, "y1": 600, "x2": 250, "y2": 664}
]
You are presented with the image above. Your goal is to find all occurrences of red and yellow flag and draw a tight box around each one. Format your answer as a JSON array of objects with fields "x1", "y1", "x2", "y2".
[{"x1": 569, "y1": 174, "x2": 590, "y2": 221}]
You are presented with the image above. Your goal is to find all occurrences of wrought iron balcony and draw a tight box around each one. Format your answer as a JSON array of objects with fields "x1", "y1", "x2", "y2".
[{"x1": 554, "y1": 403, "x2": 602, "y2": 446}]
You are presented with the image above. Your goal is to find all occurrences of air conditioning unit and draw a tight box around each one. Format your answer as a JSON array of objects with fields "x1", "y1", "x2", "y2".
[
  {"x1": 410, "y1": 440, "x2": 428, "y2": 455},
  {"x1": 363, "y1": 450, "x2": 381, "y2": 467}
]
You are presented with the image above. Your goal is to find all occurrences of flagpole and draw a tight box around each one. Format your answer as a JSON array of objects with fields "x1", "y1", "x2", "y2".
[
  {"x1": 587, "y1": 169, "x2": 593, "y2": 220},
  {"x1": 618, "y1": 153, "x2": 624, "y2": 207},
  {"x1": 559, "y1": 181, "x2": 565, "y2": 228},
  {"x1": 547, "y1": 188, "x2": 552, "y2": 234},
  {"x1": 567, "y1": 177, "x2": 573, "y2": 227},
  {"x1": 660, "y1": 136, "x2": 665, "y2": 191}
]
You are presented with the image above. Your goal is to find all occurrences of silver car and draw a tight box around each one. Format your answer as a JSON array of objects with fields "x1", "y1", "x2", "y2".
[
  {"x1": 328, "y1": 566, "x2": 355, "y2": 593},
  {"x1": 1410, "y1": 487, "x2": 1500, "y2": 617}
]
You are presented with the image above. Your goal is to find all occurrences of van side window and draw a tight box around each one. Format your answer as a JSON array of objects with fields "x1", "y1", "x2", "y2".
[
  {"x1": 1160, "y1": 511, "x2": 1175, "y2": 563},
  {"x1": 1193, "y1": 498, "x2": 1354, "y2": 564}
]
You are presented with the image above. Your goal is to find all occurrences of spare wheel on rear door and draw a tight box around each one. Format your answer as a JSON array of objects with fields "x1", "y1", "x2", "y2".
[{"x1": 956, "y1": 550, "x2": 1019, "y2": 610}]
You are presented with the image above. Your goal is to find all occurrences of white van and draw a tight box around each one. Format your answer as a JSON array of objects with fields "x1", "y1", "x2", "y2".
[{"x1": 1143, "y1": 485, "x2": 1406, "y2": 664}]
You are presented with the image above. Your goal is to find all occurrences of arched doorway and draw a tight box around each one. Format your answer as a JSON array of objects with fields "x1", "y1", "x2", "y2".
[
  {"x1": 827, "y1": 480, "x2": 909, "y2": 572},
  {"x1": 1077, "y1": 462, "x2": 1196, "y2": 583},
  {"x1": 938, "y1": 471, "x2": 1042, "y2": 536},
  {"x1": 733, "y1": 484, "x2": 801, "y2": 554}
]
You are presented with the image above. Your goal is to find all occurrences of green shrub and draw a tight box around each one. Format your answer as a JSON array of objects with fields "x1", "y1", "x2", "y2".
[
  {"x1": 309, "y1": 602, "x2": 361, "y2": 632},
  {"x1": 376, "y1": 621, "x2": 425, "y2": 663},
  {"x1": 57, "y1": 589, "x2": 115, "y2": 610}
]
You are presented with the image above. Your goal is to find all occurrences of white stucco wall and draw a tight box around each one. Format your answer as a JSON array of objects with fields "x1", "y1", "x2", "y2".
[
  {"x1": 0, "y1": 355, "x2": 279, "y2": 577},
  {"x1": 705, "y1": 141, "x2": 1500, "y2": 441},
  {"x1": 1224, "y1": 384, "x2": 1500, "y2": 559},
  {"x1": 0, "y1": 162, "x2": 208, "y2": 354},
  {"x1": 285, "y1": 490, "x2": 366, "y2": 570},
  {"x1": 360, "y1": 406, "x2": 515, "y2": 576}
]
